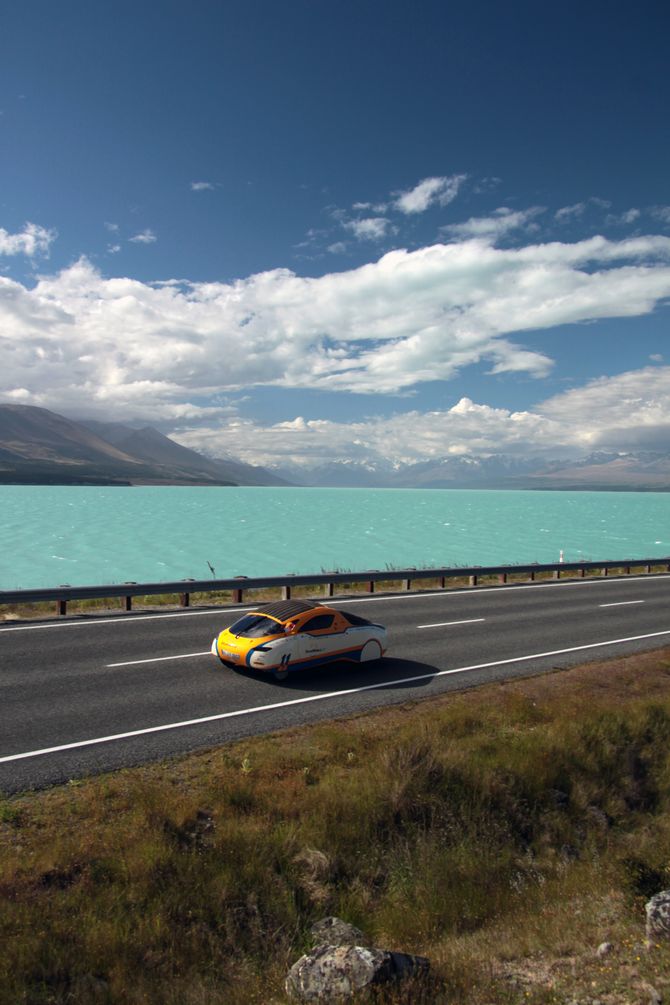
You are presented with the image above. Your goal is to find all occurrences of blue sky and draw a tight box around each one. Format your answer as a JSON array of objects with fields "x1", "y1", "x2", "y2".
[{"x1": 1, "y1": 0, "x2": 670, "y2": 470}]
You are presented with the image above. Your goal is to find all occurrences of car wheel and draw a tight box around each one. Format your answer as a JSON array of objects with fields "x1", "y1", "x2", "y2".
[
  {"x1": 273, "y1": 667, "x2": 289, "y2": 681},
  {"x1": 360, "y1": 639, "x2": 383, "y2": 662}
]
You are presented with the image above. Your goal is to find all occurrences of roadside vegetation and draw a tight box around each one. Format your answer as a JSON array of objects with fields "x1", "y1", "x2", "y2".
[{"x1": 2, "y1": 647, "x2": 670, "y2": 1003}]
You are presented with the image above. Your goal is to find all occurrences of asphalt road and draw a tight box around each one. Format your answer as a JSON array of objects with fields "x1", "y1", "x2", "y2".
[{"x1": 2, "y1": 574, "x2": 670, "y2": 794}]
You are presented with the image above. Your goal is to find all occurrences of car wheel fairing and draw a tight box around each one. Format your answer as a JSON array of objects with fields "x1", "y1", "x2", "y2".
[{"x1": 360, "y1": 639, "x2": 383, "y2": 662}]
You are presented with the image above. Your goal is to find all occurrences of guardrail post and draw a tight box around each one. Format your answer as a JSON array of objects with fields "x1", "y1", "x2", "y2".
[
  {"x1": 529, "y1": 570, "x2": 535, "y2": 581},
  {"x1": 579, "y1": 567, "x2": 585, "y2": 577},
  {"x1": 367, "y1": 579, "x2": 375, "y2": 593},
  {"x1": 124, "y1": 582, "x2": 136, "y2": 612},
  {"x1": 283, "y1": 584, "x2": 292, "y2": 600},
  {"x1": 324, "y1": 581, "x2": 334, "y2": 597},
  {"x1": 469, "y1": 574, "x2": 477, "y2": 586},
  {"x1": 602, "y1": 567, "x2": 609, "y2": 577},
  {"x1": 179, "y1": 592, "x2": 190, "y2": 608},
  {"x1": 553, "y1": 568, "x2": 560, "y2": 579},
  {"x1": 403, "y1": 577, "x2": 412, "y2": 591},
  {"x1": 233, "y1": 576, "x2": 247, "y2": 603},
  {"x1": 646, "y1": 564, "x2": 651, "y2": 574},
  {"x1": 498, "y1": 573, "x2": 507, "y2": 584},
  {"x1": 57, "y1": 598, "x2": 67, "y2": 616},
  {"x1": 440, "y1": 575, "x2": 446, "y2": 588}
]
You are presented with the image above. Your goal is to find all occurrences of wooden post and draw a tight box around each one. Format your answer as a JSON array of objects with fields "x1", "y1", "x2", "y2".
[
  {"x1": 282, "y1": 585, "x2": 292, "y2": 600},
  {"x1": 529, "y1": 570, "x2": 535, "y2": 581},
  {"x1": 125, "y1": 595, "x2": 132, "y2": 611},
  {"x1": 403, "y1": 577, "x2": 412, "y2": 591},
  {"x1": 553, "y1": 568, "x2": 560, "y2": 579},
  {"x1": 469, "y1": 574, "x2": 477, "y2": 586},
  {"x1": 324, "y1": 581, "x2": 334, "y2": 597},
  {"x1": 179, "y1": 592, "x2": 190, "y2": 608},
  {"x1": 367, "y1": 580, "x2": 375, "y2": 593},
  {"x1": 57, "y1": 598, "x2": 67, "y2": 616},
  {"x1": 498, "y1": 573, "x2": 507, "y2": 584},
  {"x1": 603, "y1": 567, "x2": 609, "y2": 577},
  {"x1": 233, "y1": 576, "x2": 247, "y2": 603},
  {"x1": 440, "y1": 576, "x2": 446, "y2": 588}
]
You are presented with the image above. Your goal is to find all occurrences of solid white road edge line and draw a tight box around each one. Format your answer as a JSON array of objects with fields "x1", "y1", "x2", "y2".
[
  {"x1": 417, "y1": 619, "x2": 485, "y2": 628},
  {"x1": 3, "y1": 628, "x2": 670, "y2": 765},
  {"x1": 600, "y1": 601, "x2": 645, "y2": 608},
  {"x1": 1, "y1": 574, "x2": 667, "y2": 632}
]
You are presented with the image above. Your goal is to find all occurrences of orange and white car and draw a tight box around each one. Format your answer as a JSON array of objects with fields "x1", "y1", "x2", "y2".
[{"x1": 211, "y1": 599, "x2": 387, "y2": 680}]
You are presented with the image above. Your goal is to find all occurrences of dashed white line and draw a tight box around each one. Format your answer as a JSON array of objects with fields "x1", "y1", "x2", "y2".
[
  {"x1": 108, "y1": 651, "x2": 211, "y2": 668},
  {"x1": 600, "y1": 601, "x2": 645, "y2": 608},
  {"x1": 4, "y1": 627, "x2": 670, "y2": 765},
  {"x1": 417, "y1": 618, "x2": 485, "y2": 629}
]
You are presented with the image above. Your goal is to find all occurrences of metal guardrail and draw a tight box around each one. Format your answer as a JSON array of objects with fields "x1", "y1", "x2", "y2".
[{"x1": 1, "y1": 557, "x2": 669, "y2": 617}]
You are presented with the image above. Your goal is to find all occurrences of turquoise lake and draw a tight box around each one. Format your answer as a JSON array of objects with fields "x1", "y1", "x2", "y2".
[{"x1": 1, "y1": 485, "x2": 669, "y2": 591}]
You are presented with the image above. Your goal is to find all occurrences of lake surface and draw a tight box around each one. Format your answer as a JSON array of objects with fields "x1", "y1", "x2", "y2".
[{"x1": 0, "y1": 485, "x2": 669, "y2": 591}]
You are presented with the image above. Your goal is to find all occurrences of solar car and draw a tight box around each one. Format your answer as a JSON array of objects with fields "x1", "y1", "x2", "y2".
[{"x1": 211, "y1": 599, "x2": 387, "y2": 680}]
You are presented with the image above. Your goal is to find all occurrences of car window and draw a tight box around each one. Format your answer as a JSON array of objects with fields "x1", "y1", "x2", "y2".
[
  {"x1": 340, "y1": 611, "x2": 372, "y2": 627},
  {"x1": 229, "y1": 614, "x2": 284, "y2": 638},
  {"x1": 298, "y1": 614, "x2": 335, "y2": 632}
]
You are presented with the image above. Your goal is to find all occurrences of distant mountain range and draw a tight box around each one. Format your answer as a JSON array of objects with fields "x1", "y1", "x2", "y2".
[
  {"x1": 275, "y1": 450, "x2": 670, "y2": 491},
  {"x1": 1, "y1": 403, "x2": 669, "y2": 490},
  {"x1": 0, "y1": 404, "x2": 288, "y2": 486}
]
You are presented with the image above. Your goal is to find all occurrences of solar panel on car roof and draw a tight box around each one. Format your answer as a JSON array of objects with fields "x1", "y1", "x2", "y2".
[{"x1": 256, "y1": 599, "x2": 322, "y2": 620}]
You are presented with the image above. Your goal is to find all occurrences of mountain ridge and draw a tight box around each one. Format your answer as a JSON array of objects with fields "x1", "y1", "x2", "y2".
[{"x1": 0, "y1": 405, "x2": 288, "y2": 486}]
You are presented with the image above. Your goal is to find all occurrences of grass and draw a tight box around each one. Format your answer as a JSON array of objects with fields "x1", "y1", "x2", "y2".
[{"x1": 2, "y1": 649, "x2": 670, "y2": 1002}]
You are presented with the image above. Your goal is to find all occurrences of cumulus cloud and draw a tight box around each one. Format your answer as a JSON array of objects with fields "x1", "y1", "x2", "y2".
[
  {"x1": 0, "y1": 222, "x2": 56, "y2": 257},
  {"x1": 2, "y1": 233, "x2": 670, "y2": 423},
  {"x1": 129, "y1": 229, "x2": 157, "y2": 244},
  {"x1": 190, "y1": 181, "x2": 215, "y2": 191},
  {"x1": 172, "y1": 366, "x2": 670, "y2": 469},
  {"x1": 540, "y1": 365, "x2": 670, "y2": 450},
  {"x1": 394, "y1": 174, "x2": 466, "y2": 214}
]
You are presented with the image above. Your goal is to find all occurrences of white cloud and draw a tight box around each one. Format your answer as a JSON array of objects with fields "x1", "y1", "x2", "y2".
[
  {"x1": 555, "y1": 203, "x2": 587, "y2": 222},
  {"x1": 606, "y1": 208, "x2": 641, "y2": 226},
  {"x1": 2, "y1": 232, "x2": 670, "y2": 423},
  {"x1": 343, "y1": 217, "x2": 392, "y2": 241},
  {"x1": 0, "y1": 222, "x2": 56, "y2": 257},
  {"x1": 107, "y1": 244, "x2": 121, "y2": 255},
  {"x1": 394, "y1": 175, "x2": 466, "y2": 214},
  {"x1": 190, "y1": 181, "x2": 215, "y2": 191},
  {"x1": 104, "y1": 221, "x2": 119, "y2": 232},
  {"x1": 129, "y1": 229, "x2": 157, "y2": 244},
  {"x1": 442, "y1": 207, "x2": 543, "y2": 241},
  {"x1": 172, "y1": 367, "x2": 670, "y2": 469},
  {"x1": 652, "y1": 206, "x2": 670, "y2": 225}
]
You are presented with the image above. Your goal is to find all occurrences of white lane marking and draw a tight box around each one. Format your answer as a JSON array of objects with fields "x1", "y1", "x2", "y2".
[
  {"x1": 417, "y1": 619, "x2": 485, "y2": 629},
  {"x1": 108, "y1": 651, "x2": 211, "y2": 668},
  {"x1": 1, "y1": 573, "x2": 668, "y2": 633},
  {"x1": 3, "y1": 627, "x2": 670, "y2": 765},
  {"x1": 600, "y1": 600, "x2": 645, "y2": 608}
]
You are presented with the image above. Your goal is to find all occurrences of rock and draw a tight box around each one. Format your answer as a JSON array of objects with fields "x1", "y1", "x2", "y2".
[
  {"x1": 646, "y1": 890, "x2": 670, "y2": 941},
  {"x1": 285, "y1": 943, "x2": 429, "y2": 1002},
  {"x1": 596, "y1": 941, "x2": 613, "y2": 958},
  {"x1": 309, "y1": 917, "x2": 369, "y2": 948}
]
